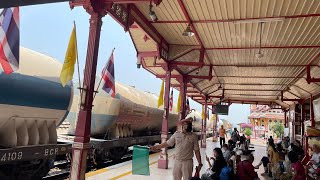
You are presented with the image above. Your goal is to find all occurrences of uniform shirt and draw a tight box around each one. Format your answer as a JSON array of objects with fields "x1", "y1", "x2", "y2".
[
  {"x1": 219, "y1": 128, "x2": 226, "y2": 137},
  {"x1": 166, "y1": 131, "x2": 200, "y2": 160}
]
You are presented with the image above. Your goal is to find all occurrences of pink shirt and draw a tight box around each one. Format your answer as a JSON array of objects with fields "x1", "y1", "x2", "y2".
[{"x1": 291, "y1": 162, "x2": 306, "y2": 180}]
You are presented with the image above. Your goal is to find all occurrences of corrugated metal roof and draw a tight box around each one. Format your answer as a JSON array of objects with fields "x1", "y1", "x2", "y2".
[{"x1": 126, "y1": 0, "x2": 320, "y2": 106}]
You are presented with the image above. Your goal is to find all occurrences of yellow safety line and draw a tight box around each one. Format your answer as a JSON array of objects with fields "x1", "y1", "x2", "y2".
[
  {"x1": 65, "y1": 152, "x2": 164, "y2": 180},
  {"x1": 109, "y1": 154, "x2": 174, "y2": 180},
  {"x1": 85, "y1": 168, "x2": 108, "y2": 178}
]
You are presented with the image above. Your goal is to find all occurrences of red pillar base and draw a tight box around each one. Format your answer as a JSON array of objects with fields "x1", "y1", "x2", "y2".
[
  {"x1": 158, "y1": 152, "x2": 169, "y2": 169},
  {"x1": 201, "y1": 134, "x2": 207, "y2": 148},
  {"x1": 69, "y1": 143, "x2": 90, "y2": 180}
]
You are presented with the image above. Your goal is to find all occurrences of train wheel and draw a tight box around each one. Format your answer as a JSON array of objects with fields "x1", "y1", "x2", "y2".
[
  {"x1": 92, "y1": 149, "x2": 108, "y2": 168},
  {"x1": 109, "y1": 147, "x2": 127, "y2": 162}
]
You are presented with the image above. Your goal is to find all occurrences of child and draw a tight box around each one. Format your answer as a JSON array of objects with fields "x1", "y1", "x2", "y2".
[{"x1": 308, "y1": 144, "x2": 320, "y2": 174}]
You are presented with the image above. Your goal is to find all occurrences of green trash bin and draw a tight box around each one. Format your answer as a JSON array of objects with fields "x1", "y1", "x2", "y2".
[{"x1": 132, "y1": 145, "x2": 150, "y2": 176}]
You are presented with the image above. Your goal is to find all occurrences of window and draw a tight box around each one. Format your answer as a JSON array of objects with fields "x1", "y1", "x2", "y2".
[
  {"x1": 262, "y1": 120, "x2": 264, "y2": 123},
  {"x1": 274, "y1": 120, "x2": 277, "y2": 123},
  {"x1": 269, "y1": 120, "x2": 272, "y2": 123}
]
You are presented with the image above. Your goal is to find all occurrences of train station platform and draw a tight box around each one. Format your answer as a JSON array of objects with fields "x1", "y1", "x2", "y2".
[{"x1": 85, "y1": 138, "x2": 270, "y2": 180}]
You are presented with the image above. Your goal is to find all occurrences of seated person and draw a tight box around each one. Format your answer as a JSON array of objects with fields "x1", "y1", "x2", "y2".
[
  {"x1": 204, "y1": 148, "x2": 227, "y2": 180},
  {"x1": 236, "y1": 150, "x2": 257, "y2": 180},
  {"x1": 308, "y1": 144, "x2": 320, "y2": 174},
  {"x1": 238, "y1": 136, "x2": 246, "y2": 150},
  {"x1": 290, "y1": 143, "x2": 304, "y2": 160},
  {"x1": 222, "y1": 144, "x2": 232, "y2": 162},
  {"x1": 254, "y1": 156, "x2": 270, "y2": 175},
  {"x1": 227, "y1": 139, "x2": 235, "y2": 151},
  {"x1": 280, "y1": 154, "x2": 293, "y2": 180},
  {"x1": 220, "y1": 159, "x2": 235, "y2": 180}
]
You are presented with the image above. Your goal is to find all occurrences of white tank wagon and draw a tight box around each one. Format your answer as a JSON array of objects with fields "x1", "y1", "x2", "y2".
[
  {"x1": 0, "y1": 47, "x2": 73, "y2": 148},
  {"x1": 0, "y1": 48, "x2": 73, "y2": 178},
  {"x1": 67, "y1": 80, "x2": 180, "y2": 138}
]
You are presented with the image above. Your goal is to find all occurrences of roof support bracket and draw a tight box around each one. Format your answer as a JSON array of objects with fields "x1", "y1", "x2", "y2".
[
  {"x1": 280, "y1": 91, "x2": 304, "y2": 104},
  {"x1": 306, "y1": 65, "x2": 320, "y2": 84}
]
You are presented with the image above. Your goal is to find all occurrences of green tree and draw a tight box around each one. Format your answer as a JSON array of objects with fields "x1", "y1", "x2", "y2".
[
  {"x1": 270, "y1": 122, "x2": 284, "y2": 138},
  {"x1": 244, "y1": 128, "x2": 252, "y2": 136}
]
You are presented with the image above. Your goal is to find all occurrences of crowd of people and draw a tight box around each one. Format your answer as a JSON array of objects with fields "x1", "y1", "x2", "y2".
[
  {"x1": 201, "y1": 126, "x2": 320, "y2": 180},
  {"x1": 150, "y1": 119, "x2": 320, "y2": 180},
  {"x1": 199, "y1": 127, "x2": 256, "y2": 180}
]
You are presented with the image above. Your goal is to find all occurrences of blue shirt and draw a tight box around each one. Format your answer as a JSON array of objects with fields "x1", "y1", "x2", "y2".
[{"x1": 220, "y1": 166, "x2": 232, "y2": 180}]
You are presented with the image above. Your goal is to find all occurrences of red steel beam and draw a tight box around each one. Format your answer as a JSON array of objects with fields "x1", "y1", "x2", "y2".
[
  {"x1": 151, "y1": 13, "x2": 320, "y2": 23},
  {"x1": 212, "y1": 64, "x2": 319, "y2": 67},
  {"x1": 168, "y1": 45, "x2": 320, "y2": 50},
  {"x1": 158, "y1": 61, "x2": 205, "y2": 67},
  {"x1": 227, "y1": 93, "x2": 277, "y2": 97},
  {"x1": 284, "y1": 50, "x2": 320, "y2": 94},
  {"x1": 306, "y1": 65, "x2": 320, "y2": 83},
  {"x1": 224, "y1": 89, "x2": 283, "y2": 92},
  {"x1": 176, "y1": 0, "x2": 220, "y2": 85},
  {"x1": 191, "y1": 95, "x2": 222, "y2": 98},
  {"x1": 171, "y1": 83, "x2": 193, "y2": 87},
  {"x1": 171, "y1": 49, "x2": 198, "y2": 61},
  {"x1": 130, "y1": 5, "x2": 168, "y2": 49},
  {"x1": 187, "y1": 90, "x2": 199, "y2": 93},
  {"x1": 177, "y1": 0, "x2": 203, "y2": 49},
  {"x1": 156, "y1": 74, "x2": 212, "y2": 79},
  {"x1": 217, "y1": 75, "x2": 303, "y2": 78}
]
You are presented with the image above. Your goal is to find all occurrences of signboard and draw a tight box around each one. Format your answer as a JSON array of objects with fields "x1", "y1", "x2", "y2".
[{"x1": 254, "y1": 126, "x2": 265, "y2": 131}]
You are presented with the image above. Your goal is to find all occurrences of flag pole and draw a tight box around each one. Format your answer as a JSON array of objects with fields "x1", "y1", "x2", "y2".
[
  {"x1": 93, "y1": 47, "x2": 115, "y2": 100},
  {"x1": 74, "y1": 21, "x2": 82, "y2": 107}
]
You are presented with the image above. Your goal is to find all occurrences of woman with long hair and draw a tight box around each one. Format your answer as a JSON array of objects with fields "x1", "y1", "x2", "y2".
[
  {"x1": 205, "y1": 148, "x2": 227, "y2": 180},
  {"x1": 268, "y1": 140, "x2": 280, "y2": 179}
]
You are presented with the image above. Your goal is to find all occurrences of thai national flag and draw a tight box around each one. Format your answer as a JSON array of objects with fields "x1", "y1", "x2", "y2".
[
  {"x1": 102, "y1": 49, "x2": 115, "y2": 97},
  {"x1": 0, "y1": 7, "x2": 19, "y2": 74},
  {"x1": 169, "y1": 89, "x2": 173, "y2": 111}
]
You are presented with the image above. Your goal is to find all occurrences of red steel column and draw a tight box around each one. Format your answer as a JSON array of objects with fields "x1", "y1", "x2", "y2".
[
  {"x1": 178, "y1": 77, "x2": 187, "y2": 120},
  {"x1": 69, "y1": 13, "x2": 103, "y2": 180},
  {"x1": 301, "y1": 104, "x2": 305, "y2": 145},
  {"x1": 311, "y1": 95, "x2": 315, "y2": 127},
  {"x1": 201, "y1": 96, "x2": 208, "y2": 148},
  {"x1": 284, "y1": 110, "x2": 287, "y2": 128},
  {"x1": 158, "y1": 64, "x2": 172, "y2": 169},
  {"x1": 212, "y1": 105, "x2": 215, "y2": 141}
]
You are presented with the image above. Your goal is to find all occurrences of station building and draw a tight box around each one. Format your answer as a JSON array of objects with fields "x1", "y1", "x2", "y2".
[{"x1": 248, "y1": 105, "x2": 285, "y2": 139}]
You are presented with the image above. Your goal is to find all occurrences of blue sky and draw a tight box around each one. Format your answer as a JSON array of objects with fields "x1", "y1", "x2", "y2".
[{"x1": 18, "y1": 2, "x2": 250, "y2": 125}]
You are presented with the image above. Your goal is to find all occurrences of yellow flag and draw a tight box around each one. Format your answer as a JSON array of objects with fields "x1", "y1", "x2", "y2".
[
  {"x1": 202, "y1": 105, "x2": 206, "y2": 120},
  {"x1": 60, "y1": 23, "x2": 77, "y2": 87},
  {"x1": 176, "y1": 91, "x2": 181, "y2": 112},
  {"x1": 157, "y1": 80, "x2": 164, "y2": 108}
]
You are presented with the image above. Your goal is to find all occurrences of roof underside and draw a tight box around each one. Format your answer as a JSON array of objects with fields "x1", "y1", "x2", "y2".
[{"x1": 127, "y1": 0, "x2": 320, "y2": 108}]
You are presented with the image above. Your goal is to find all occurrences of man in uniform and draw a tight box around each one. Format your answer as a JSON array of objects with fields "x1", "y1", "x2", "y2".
[{"x1": 150, "y1": 118, "x2": 203, "y2": 180}]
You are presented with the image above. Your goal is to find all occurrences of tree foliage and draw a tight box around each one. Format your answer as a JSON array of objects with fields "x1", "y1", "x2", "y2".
[
  {"x1": 244, "y1": 128, "x2": 252, "y2": 136},
  {"x1": 270, "y1": 121, "x2": 284, "y2": 138}
]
